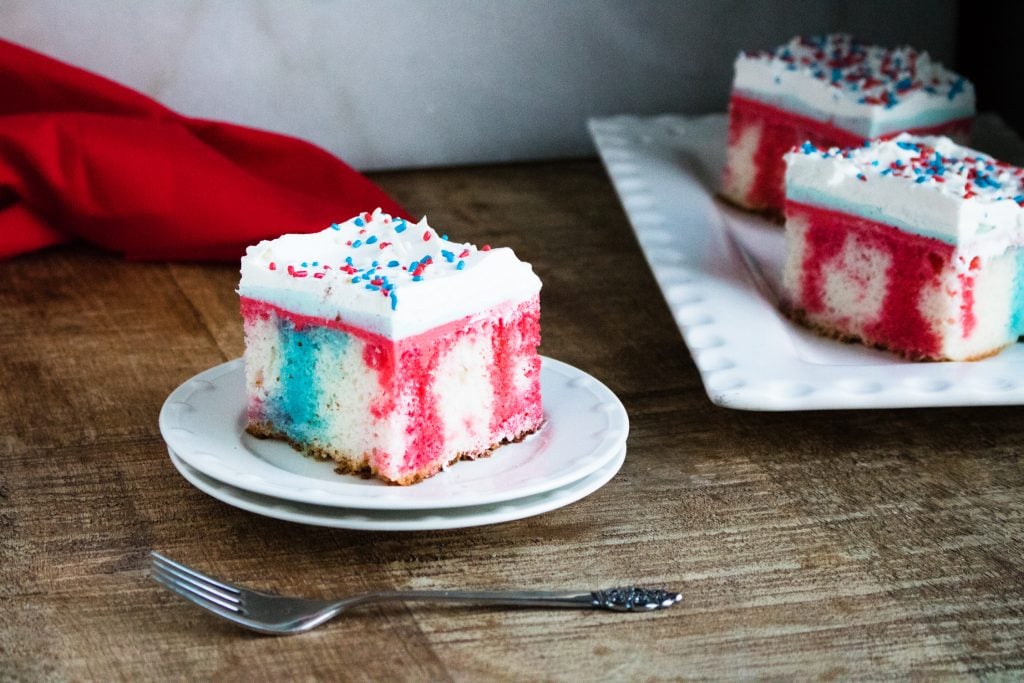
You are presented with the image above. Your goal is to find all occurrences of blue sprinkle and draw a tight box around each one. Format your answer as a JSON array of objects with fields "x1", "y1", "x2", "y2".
[
  {"x1": 330, "y1": 223, "x2": 341, "y2": 231},
  {"x1": 441, "y1": 234, "x2": 449, "y2": 241},
  {"x1": 387, "y1": 260, "x2": 400, "y2": 267},
  {"x1": 409, "y1": 260, "x2": 419, "y2": 270},
  {"x1": 351, "y1": 277, "x2": 359, "y2": 284},
  {"x1": 352, "y1": 240, "x2": 362, "y2": 248},
  {"x1": 456, "y1": 261, "x2": 465, "y2": 271},
  {"x1": 412, "y1": 275, "x2": 423, "y2": 282},
  {"x1": 441, "y1": 249, "x2": 455, "y2": 263},
  {"x1": 915, "y1": 176, "x2": 927, "y2": 183},
  {"x1": 312, "y1": 261, "x2": 319, "y2": 267},
  {"x1": 390, "y1": 291, "x2": 398, "y2": 310},
  {"x1": 394, "y1": 220, "x2": 407, "y2": 233},
  {"x1": 1014, "y1": 194, "x2": 1024, "y2": 203},
  {"x1": 948, "y1": 77, "x2": 965, "y2": 101},
  {"x1": 354, "y1": 217, "x2": 365, "y2": 227},
  {"x1": 801, "y1": 141, "x2": 816, "y2": 154},
  {"x1": 881, "y1": 168, "x2": 893, "y2": 175},
  {"x1": 896, "y1": 141, "x2": 920, "y2": 152},
  {"x1": 366, "y1": 235, "x2": 378, "y2": 244},
  {"x1": 345, "y1": 256, "x2": 353, "y2": 265},
  {"x1": 301, "y1": 262, "x2": 308, "y2": 268}
]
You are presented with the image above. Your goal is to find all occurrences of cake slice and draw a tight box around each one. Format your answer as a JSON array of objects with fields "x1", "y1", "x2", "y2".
[
  {"x1": 782, "y1": 134, "x2": 1024, "y2": 361},
  {"x1": 239, "y1": 209, "x2": 543, "y2": 485},
  {"x1": 723, "y1": 34, "x2": 975, "y2": 216}
]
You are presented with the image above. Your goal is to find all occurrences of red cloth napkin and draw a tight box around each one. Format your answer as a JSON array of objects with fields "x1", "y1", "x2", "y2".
[{"x1": 0, "y1": 39, "x2": 406, "y2": 261}]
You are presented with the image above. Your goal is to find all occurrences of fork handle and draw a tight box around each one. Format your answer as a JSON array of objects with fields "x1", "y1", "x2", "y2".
[{"x1": 351, "y1": 587, "x2": 681, "y2": 612}]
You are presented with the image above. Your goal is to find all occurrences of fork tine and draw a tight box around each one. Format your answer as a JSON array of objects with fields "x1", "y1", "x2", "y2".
[
  {"x1": 150, "y1": 551, "x2": 240, "y2": 594},
  {"x1": 151, "y1": 569, "x2": 247, "y2": 622},
  {"x1": 151, "y1": 564, "x2": 242, "y2": 612},
  {"x1": 150, "y1": 556, "x2": 241, "y2": 605}
]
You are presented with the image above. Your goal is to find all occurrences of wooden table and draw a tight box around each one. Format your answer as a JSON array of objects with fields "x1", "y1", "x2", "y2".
[{"x1": 4, "y1": 160, "x2": 1024, "y2": 680}]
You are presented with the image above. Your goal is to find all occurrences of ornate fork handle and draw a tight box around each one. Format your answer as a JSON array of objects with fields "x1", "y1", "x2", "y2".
[{"x1": 344, "y1": 588, "x2": 682, "y2": 612}]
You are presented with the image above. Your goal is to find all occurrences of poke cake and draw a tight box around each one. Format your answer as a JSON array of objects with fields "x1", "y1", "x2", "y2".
[
  {"x1": 239, "y1": 209, "x2": 543, "y2": 485},
  {"x1": 722, "y1": 34, "x2": 975, "y2": 216},
  {"x1": 782, "y1": 134, "x2": 1024, "y2": 361}
]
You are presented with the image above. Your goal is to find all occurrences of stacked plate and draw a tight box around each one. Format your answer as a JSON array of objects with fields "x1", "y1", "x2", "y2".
[{"x1": 159, "y1": 357, "x2": 629, "y2": 530}]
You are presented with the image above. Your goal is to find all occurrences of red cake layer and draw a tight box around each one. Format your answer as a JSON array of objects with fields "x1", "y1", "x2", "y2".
[
  {"x1": 785, "y1": 201, "x2": 968, "y2": 360},
  {"x1": 726, "y1": 94, "x2": 973, "y2": 215}
]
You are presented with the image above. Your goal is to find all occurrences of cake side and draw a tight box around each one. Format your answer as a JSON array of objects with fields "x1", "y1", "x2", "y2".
[
  {"x1": 722, "y1": 34, "x2": 975, "y2": 215},
  {"x1": 239, "y1": 209, "x2": 543, "y2": 485},
  {"x1": 781, "y1": 135, "x2": 1024, "y2": 361}
]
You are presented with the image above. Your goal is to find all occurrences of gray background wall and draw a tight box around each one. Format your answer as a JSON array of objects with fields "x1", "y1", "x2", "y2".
[{"x1": 0, "y1": 0, "x2": 962, "y2": 170}]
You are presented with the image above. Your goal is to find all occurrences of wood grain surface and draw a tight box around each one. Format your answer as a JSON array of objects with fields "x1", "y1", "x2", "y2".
[{"x1": 3, "y1": 160, "x2": 1024, "y2": 681}]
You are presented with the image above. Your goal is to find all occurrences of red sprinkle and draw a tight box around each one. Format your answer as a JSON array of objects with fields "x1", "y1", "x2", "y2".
[
  {"x1": 379, "y1": 241, "x2": 392, "y2": 249},
  {"x1": 459, "y1": 249, "x2": 470, "y2": 258},
  {"x1": 481, "y1": 244, "x2": 491, "y2": 251},
  {"x1": 422, "y1": 231, "x2": 431, "y2": 241},
  {"x1": 269, "y1": 262, "x2": 277, "y2": 271}
]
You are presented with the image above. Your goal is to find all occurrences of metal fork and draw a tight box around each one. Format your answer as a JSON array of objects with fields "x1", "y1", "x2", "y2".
[{"x1": 150, "y1": 551, "x2": 682, "y2": 635}]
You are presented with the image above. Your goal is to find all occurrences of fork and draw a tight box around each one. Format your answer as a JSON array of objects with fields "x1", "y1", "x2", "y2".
[{"x1": 150, "y1": 551, "x2": 682, "y2": 635}]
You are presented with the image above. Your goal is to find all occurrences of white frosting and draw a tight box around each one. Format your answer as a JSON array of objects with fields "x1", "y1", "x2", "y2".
[
  {"x1": 785, "y1": 134, "x2": 1024, "y2": 261},
  {"x1": 239, "y1": 209, "x2": 541, "y2": 339},
  {"x1": 733, "y1": 34, "x2": 975, "y2": 138}
]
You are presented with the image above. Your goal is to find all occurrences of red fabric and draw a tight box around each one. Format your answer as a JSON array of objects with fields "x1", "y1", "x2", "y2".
[{"x1": 0, "y1": 39, "x2": 406, "y2": 261}]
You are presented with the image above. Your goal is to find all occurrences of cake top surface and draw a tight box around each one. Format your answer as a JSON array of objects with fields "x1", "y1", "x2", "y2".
[
  {"x1": 733, "y1": 34, "x2": 974, "y2": 135},
  {"x1": 239, "y1": 209, "x2": 541, "y2": 338},
  {"x1": 789, "y1": 134, "x2": 1024, "y2": 206},
  {"x1": 742, "y1": 34, "x2": 968, "y2": 109},
  {"x1": 785, "y1": 134, "x2": 1024, "y2": 246}
]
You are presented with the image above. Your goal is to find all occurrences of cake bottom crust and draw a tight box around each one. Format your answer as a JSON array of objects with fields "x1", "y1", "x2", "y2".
[
  {"x1": 783, "y1": 305, "x2": 1009, "y2": 363},
  {"x1": 246, "y1": 421, "x2": 541, "y2": 486}
]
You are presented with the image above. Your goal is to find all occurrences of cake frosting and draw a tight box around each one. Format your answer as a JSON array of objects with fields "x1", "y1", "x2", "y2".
[
  {"x1": 781, "y1": 135, "x2": 1024, "y2": 361},
  {"x1": 240, "y1": 208, "x2": 541, "y2": 339},
  {"x1": 239, "y1": 209, "x2": 544, "y2": 484},
  {"x1": 733, "y1": 34, "x2": 975, "y2": 138},
  {"x1": 786, "y1": 135, "x2": 1024, "y2": 249},
  {"x1": 722, "y1": 34, "x2": 975, "y2": 215}
]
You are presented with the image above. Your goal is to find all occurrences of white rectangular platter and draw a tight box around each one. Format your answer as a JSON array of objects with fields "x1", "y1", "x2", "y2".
[{"x1": 589, "y1": 113, "x2": 1024, "y2": 410}]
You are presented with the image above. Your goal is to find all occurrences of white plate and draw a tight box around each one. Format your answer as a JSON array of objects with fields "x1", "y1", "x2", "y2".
[
  {"x1": 589, "y1": 113, "x2": 1024, "y2": 411},
  {"x1": 167, "y1": 445, "x2": 625, "y2": 531},
  {"x1": 160, "y1": 356, "x2": 628, "y2": 510}
]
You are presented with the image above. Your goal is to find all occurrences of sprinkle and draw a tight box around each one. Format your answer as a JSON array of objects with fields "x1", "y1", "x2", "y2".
[
  {"x1": 366, "y1": 235, "x2": 378, "y2": 244},
  {"x1": 481, "y1": 244, "x2": 491, "y2": 251},
  {"x1": 459, "y1": 249, "x2": 470, "y2": 258},
  {"x1": 352, "y1": 240, "x2": 362, "y2": 248},
  {"x1": 269, "y1": 262, "x2": 276, "y2": 270},
  {"x1": 456, "y1": 261, "x2": 466, "y2": 270},
  {"x1": 378, "y1": 241, "x2": 391, "y2": 249},
  {"x1": 422, "y1": 231, "x2": 431, "y2": 241},
  {"x1": 441, "y1": 249, "x2": 455, "y2": 263},
  {"x1": 330, "y1": 223, "x2": 341, "y2": 231},
  {"x1": 394, "y1": 220, "x2": 407, "y2": 233},
  {"x1": 354, "y1": 217, "x2": 365, "y2": 227},
  {"x1": 387, "y1": 260, "x2": 400, "y2": 267}
]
